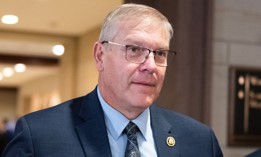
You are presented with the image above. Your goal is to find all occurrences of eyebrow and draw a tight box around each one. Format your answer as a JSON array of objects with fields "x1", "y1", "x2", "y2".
[{"x1": 123, "y1": 39, "x2": 169, "y2": 50}]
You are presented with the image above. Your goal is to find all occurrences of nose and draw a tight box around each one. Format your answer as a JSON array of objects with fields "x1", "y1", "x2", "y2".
[{"x1": 139, "y1": 53, "x2": 157, "y2": 73}]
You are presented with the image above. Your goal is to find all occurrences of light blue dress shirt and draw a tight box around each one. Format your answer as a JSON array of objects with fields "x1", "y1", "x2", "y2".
[{"x1": 97, "y1": 88, "x2": 158, "y2": 157}]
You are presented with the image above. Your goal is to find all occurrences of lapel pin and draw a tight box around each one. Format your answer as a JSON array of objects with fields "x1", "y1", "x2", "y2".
[{"x1": 166, "y1": 136, "x2": 175, "y2": 147}]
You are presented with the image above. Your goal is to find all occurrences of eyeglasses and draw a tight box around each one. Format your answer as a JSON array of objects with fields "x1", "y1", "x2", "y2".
[{"x1": 101, "y1": 41, "x2": 176, "y2": 67}]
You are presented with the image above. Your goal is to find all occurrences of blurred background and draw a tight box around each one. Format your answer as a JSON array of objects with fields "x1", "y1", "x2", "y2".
[{"x1": 0, "y1": 0, "x2": 261, "y2": 156}]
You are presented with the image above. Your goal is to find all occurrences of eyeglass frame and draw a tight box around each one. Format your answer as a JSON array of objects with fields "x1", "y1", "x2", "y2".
[{"x1": 101, "y1": 41, "x2": 177, "y2": 67}]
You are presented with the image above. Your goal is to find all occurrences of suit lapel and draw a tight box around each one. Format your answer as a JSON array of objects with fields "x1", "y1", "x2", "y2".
[
  {"x1": 150, "y1": 105, "x2": 180, "y2": 157},
  {"x1": 75, "y1": 89, "x2": 112, "y2": 157}
]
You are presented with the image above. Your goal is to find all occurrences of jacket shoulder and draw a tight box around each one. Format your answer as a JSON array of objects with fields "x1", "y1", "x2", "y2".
[{"x1": 152, "y1": 105, "x2": 210, "y2": 131}]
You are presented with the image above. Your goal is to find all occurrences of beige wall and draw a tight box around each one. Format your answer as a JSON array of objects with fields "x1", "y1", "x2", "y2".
[
  {"x1": 211, "y1": 0, "x2": 261, "y2": 156},
  {"x1": 75, "y1": 27, "x2": 99, "y2": 96},
  {"x1": 59, "y1": 36, "x2": 78, "y2": 101},
  {"x1": 0, "y1": 89, "x2": 17, "y2": 119},
  {"x1": 17, "y1": 74, "x2": 59, "y2": 116},
  {"x1": 0, "y1": 31, "x2": 78, "y2": 114},
  {"x1": 0, "y1": 26, "x2": 100, "y2": 116},
  {"x1": 1, "y1": 27, "x2": 100, "y2": 115}
]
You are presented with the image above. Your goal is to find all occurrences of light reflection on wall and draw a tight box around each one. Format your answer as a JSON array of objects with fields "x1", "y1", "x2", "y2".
[{"x1": 29, "y1": 90, "x2": 61, "y2": 112}]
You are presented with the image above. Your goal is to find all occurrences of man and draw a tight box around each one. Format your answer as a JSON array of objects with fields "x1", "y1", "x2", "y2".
[{"x1": 2, "y1": 3, "x2": 223, "y2": 157}]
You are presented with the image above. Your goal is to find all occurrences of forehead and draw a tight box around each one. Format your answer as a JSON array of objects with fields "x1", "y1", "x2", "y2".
[{"x1": 113, "y1": 18, "x2": 170, "y2": 48}]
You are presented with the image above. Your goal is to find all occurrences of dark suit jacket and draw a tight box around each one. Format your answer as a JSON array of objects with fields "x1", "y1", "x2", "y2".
[
  {"x1": 2, "y1": 88, "x2": 223, "y2": 157},
  {"x1": 246, "y1": 149, "x2": 261, "y2": 157}
]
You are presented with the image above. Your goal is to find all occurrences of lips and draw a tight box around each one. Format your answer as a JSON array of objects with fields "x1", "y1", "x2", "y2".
[{"x1": 131, "y1": 81, "x2": 156, "y2": 87}]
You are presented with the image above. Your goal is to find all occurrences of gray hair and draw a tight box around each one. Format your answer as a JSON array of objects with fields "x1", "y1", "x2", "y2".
[{"x1": 99, "y1": 3, "x2": 173, "y2": 41}]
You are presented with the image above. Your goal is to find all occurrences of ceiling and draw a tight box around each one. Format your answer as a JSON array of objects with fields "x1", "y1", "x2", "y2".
[
  {"x1": 0, "y1": 0, "x2": 123, "y2": 36},
  {"x1": 0, "y1": 0, "x2": 123, "y2": 87}
]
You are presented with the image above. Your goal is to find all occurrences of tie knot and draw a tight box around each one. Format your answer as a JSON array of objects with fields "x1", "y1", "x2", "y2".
[{"x1": 124, "y1": 121, "x2": 139, "y2": 136}]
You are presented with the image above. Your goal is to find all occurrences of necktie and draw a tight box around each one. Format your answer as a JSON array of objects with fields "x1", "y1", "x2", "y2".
[{"x1": 124, "y1": 121, "x2": 141, "y2": 157}]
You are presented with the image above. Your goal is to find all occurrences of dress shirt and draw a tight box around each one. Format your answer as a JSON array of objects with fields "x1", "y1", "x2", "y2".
[{"x1": 97, "y1": 88, "x2": 157, "y2": 157}]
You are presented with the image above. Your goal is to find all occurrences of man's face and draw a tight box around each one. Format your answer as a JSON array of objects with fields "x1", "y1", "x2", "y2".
[{"x1": 95, "y1": 18, "x2": 169, "y2": 118}]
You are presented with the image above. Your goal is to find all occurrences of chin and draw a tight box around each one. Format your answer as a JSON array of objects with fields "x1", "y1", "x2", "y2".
[{"x1": 133, "y1": 97, "x2": 155, "y2": 108}]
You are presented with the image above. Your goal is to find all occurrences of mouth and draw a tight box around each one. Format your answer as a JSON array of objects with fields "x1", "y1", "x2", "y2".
[{"x1": 132, "y1": 81, "x2": 156, "y2": 87}]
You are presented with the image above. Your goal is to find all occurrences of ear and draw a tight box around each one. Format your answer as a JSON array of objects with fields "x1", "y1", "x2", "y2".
[{"x1": 93, "y1": 42, "x2": 105, "y2": 71}]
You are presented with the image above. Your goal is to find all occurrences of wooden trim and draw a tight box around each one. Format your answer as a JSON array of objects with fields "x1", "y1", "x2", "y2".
[
  {"x1": 0, "y1": 54, "x2": 59, "y2": 66},
  {"x1": 0, "y1": 87, "x2": 17, "y2": 91}
]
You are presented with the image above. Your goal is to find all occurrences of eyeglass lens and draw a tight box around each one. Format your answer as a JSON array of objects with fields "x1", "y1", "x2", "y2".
[{"x1": 125, "y1": 45, "x2": 174, "y2": 66}]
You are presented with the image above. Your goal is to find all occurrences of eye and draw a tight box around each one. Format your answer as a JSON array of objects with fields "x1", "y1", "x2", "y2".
[
  {"x1": 127, "y1": 45, "x2": 143, "y2": 53},
  {"x1": 156, "y1": 51, "x2": 167, "y2": 57}
]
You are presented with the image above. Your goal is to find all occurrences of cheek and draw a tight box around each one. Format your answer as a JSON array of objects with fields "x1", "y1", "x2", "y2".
[
  {"x1": 160, "y1": 71, "x2": 166, "y2": 83},
  {"x1": 104, "y1": 55, "x2": 129, "y2": 85},
  {"x1": 157, "y1": 69, "x2": 166, "y2": 89}
]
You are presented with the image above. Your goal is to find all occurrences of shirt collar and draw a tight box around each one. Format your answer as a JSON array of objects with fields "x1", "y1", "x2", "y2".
[{"x1": 97, "y1": 87, "x2": 150, "y2": 141}]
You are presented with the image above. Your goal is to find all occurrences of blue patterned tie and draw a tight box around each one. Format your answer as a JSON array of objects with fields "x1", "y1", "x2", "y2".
[{"x1": 124, "y1": 121, "x2": 141, "y2": 157}]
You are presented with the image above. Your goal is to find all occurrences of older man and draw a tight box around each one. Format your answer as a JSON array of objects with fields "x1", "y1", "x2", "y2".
[{"x1": 3, "y1": 3, "x2": 223, "y2": 157}]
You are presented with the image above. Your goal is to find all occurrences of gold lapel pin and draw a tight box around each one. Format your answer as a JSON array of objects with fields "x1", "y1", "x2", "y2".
[{"x1": 166, "y1": 136, "x2": 175, "y2": 147}]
